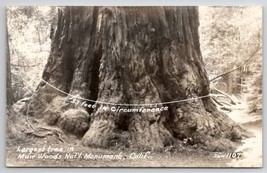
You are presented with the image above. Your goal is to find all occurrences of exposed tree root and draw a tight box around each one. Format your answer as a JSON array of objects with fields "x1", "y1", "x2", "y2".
[{"x1": 25, "y1": 127, "x2": 65, "y2": 143}]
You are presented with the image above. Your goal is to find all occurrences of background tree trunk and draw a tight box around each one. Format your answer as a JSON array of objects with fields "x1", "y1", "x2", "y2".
[
  {"x1": 6, "y1": 27, "x2": 14, "y2": 106},
  {"x1": 31, "y1": 7, "x2": 244, "y2": 151}
]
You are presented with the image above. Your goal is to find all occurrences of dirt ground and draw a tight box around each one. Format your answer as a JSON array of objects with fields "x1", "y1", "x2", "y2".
[
  {"x1": 227, "y1": 101, "x2": 262, "y2": 167},
  {"x1": 5, "y1": 99, "x2": 262, "y2": 168}
]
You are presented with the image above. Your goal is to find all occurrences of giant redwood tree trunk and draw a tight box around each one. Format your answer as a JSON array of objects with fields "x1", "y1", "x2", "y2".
[{"x1": 31, "y1": 7, "x2": 244, "y2": 151}]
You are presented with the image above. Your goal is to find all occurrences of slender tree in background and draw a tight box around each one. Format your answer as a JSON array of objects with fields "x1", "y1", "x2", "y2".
[
  {"x1": 31, "y1": 7, "x2": 244, "y2": 151},
  {"x1": 6, "y1": 27, "x2": 14, "y2": 106}
]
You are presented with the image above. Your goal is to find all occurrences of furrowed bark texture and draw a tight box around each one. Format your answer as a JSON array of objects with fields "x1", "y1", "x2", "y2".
[{"x1": 31, "y1": 7, "x2": 244, "y2": 151}]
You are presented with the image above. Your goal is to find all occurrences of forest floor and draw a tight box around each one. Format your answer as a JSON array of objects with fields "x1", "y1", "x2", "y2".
[
  {"x1": 227, "y1": 101, "x2": 262, "y2": 167},
  {"x1": 5, "y1": 97, "x2": 262, "y2": 167}
]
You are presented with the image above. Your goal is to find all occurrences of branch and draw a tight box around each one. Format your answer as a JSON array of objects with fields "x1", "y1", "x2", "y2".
[
  {"x1": 211, "y1": 87, "x2": 237, "y2": 105},
  {"x1": 211, "y1": 97, "x2": 232, "y2": 112},
  {"x1": 11, "y1": 63, "x2": 39, "y2": 67},
  {"x1": 209, "y1": 94, "x2": 228, "y2": 98},
  {"x1": 211, "y1": 97, "x2": 223, "y2": 106},
  {"x1": 209, "y1": 46, "x2": 260, "y2": 83}
]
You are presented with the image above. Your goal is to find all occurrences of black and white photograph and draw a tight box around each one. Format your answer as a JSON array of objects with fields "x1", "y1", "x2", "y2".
[{"x1": 5, "y1": 6, "x2": 262, "y2": 167}]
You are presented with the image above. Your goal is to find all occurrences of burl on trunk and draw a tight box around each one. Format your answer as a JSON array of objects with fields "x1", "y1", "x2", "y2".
[{"x1": 31, "y1": 7, "x2": 244, "y2": 151}]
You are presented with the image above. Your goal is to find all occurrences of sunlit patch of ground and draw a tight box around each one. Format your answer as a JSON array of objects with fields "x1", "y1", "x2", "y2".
[{"x1": 227, "y1": 99, "x2": 262, "y2": 167}]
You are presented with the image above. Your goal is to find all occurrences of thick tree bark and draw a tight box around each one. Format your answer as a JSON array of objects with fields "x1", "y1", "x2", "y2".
[{"x1": 31, "y1": 7, "x2": 244, "y2": 151}]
